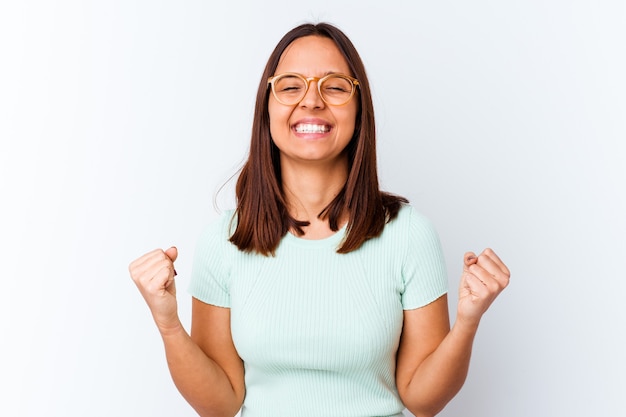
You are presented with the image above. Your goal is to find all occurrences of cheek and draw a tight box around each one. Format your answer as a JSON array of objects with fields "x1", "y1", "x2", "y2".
[
  {"x1": 337, "y1": 107, "x2": 358, "y2": 137},
  {"x1": 268, "y1": 101, "x2": 292, "y2": 135}
]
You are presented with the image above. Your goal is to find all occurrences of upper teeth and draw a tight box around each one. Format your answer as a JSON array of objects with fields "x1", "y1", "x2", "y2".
[{"x1": 295, "y1": 124, "x2": 329, "y2": 133}]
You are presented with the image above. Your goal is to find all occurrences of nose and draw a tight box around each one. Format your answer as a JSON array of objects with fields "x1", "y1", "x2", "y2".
[{"x1": 299, "y1": 79, "x2": 325, "y2": 109}]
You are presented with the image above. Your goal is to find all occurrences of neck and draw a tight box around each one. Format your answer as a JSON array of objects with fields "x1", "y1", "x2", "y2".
[{"x1": 281, "y1": 157, "x2": 349, "y2": 237}]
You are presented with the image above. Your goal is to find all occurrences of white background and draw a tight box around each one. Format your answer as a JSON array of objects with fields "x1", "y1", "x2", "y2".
[{"x1": 1, "y1": 1, "x2": 625, "y2": 416}]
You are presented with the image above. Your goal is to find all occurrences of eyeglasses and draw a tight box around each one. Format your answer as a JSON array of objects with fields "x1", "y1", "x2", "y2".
[{"x1": 268, "y1": 72, "x2": 359, "y2": 106}]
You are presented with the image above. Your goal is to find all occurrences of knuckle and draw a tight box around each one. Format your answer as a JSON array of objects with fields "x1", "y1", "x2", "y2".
[{"x1": 129, "y1": 258, "x2": 142, "y2": 272}]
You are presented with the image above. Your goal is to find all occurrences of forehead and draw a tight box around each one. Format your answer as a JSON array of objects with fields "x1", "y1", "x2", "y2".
[{"x1": 275, "y1": 35, "x2": 352, "y2": 76}]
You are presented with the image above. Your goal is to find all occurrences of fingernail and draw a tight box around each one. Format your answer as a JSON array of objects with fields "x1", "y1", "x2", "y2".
[
  {"x1": 173, "y1": 269, "x2": 178, "y2": 276},
  {"x1": 467, "y1": 255, "x2": 476, "y2": 261}
]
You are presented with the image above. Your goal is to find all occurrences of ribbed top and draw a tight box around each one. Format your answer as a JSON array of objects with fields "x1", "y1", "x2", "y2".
[{"x1": 189, "y1": 205, "x2": 448, "y2": 417}]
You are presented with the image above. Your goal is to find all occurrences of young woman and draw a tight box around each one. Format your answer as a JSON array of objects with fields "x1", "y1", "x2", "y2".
[{"x1": 129, "y1": 22, "x2": 510, "y2": 417}]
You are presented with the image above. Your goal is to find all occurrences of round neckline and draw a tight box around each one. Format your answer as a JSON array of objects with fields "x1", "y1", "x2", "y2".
[{"x1": 283, "y1": 223, "x2": 347, "y2": 248}]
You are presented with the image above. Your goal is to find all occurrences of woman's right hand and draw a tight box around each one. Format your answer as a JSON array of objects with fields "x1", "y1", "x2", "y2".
[{"x1": 129, "y1": 247, "x2": 181, "y2": 333}]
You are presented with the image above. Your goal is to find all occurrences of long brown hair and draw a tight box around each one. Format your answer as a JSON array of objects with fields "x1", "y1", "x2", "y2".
[{"x1": 229, "y1": 22, "x2": 407, "y2": 255}]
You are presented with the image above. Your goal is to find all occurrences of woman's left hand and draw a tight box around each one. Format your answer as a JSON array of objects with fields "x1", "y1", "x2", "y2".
[{"x1": 457, "y1": 248, "x2": 510, "y2": 328}]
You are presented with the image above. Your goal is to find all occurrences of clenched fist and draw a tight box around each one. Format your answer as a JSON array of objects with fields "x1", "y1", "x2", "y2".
[
  {"x1": 129, "y1": 247, "x2": 181, "y2": 333},
  {"x1": 457, "y1": 248, "x2": 510, "y2": 328}
]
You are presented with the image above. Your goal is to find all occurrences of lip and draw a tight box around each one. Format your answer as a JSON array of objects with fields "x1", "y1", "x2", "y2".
[{"x1": 291, "y1": 118, "x2": 333, "y2": 138}]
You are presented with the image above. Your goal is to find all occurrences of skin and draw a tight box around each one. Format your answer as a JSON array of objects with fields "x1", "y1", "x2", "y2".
[
  {"x1": 129, "y1": 247, "x2": 244, "y2": 417},
  {"x1": 129, "y1": 35, "x2": 510, "y2": 417},
  {"x1": 268, "y1": 35, "x2": 358, "y2": 237},
  {"x1": 396, "y1": 249, "x2": 510, "y2": 417}
]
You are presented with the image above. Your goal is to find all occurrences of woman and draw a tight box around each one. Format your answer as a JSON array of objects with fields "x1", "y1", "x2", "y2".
[{"x1": 129, "y1": 22, "x2": 510, "y2": 417}]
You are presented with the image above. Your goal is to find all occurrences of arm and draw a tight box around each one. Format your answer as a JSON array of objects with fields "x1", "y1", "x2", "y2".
[
  {"x1": 129, "y1": 248, "x2": 244, "y2": 417},
  {"x1": 396, "y1": 248, "x2": 510, "y2": 417},
  {"x1": 162, "y1": 300, "x2": 244, "y2": 417}
]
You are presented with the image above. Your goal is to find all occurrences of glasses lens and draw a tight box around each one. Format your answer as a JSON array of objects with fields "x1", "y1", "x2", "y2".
[
  {"x1": 272, "y1": 75, "x2": 307, "y2": 105},
  {"x1": 320, "y1": 75, "x2": 354, "y2": 105},
  {"x1": 271, "y1": 74, "x2": 356, "y2": 105}
]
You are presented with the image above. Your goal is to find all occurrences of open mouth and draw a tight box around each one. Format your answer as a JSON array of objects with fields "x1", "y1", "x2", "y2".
[{"x1": 293, "y1": 123, "x2": 331, "y2": 134}]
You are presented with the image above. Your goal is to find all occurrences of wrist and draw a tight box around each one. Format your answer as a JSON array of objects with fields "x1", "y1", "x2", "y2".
[
  {"x1": 452, "y1": 314, "x2": 481, "y2": 336},
  {"x1": 153, "y1": 314, "x2": 184, "y2": 338}
]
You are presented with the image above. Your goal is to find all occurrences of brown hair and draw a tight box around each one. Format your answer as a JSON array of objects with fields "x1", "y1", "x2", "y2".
[{"x1": 229, "y1": 22, "x2": 407, "y2": 255}]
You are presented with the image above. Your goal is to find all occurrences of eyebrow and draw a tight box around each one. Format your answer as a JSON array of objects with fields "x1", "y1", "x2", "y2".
[
  {"x1": 291, "y1": 71, "x2": 340, "y2": 76},
  {"x1": 304, "y1": 71, "x2": 350, "y2": 77},
  {"x1": 273, "y1": 70, "x2": 353, "y2": 78}
]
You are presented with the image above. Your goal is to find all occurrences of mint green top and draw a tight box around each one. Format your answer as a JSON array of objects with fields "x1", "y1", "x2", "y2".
[{"x1": 189, "y1": 204, "x2": 448, "y2": 417}]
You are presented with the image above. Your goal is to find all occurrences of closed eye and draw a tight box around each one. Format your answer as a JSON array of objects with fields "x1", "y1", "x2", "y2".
[{"x1": 280, "y1": 86, "x2": 303, "y2": 92}]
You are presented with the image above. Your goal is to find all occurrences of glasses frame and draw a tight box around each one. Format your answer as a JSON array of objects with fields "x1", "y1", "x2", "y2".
[{"x1": 267, "y1": 72, "x2": 360, "y2": 106}]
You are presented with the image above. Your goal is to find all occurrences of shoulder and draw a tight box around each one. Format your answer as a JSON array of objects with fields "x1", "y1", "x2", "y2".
[
  {"x1": 379, "y1": 204, "x2": 444, "y2": 265},
  {"x1": 194, "y1": 209, "x2": 238, "y2": 256},
  {"x1": 199, "y1": 209, "x2": 236, "y2": 238},
  {"x1": 190, "y1": 210, "x2": 239, "y2": 303},
  {"x1": 385, "y1": 204, "x2": 439, "y2": 239},
  {"x1": 359, "y1": 204, "x2": 440, "y2": 255}
]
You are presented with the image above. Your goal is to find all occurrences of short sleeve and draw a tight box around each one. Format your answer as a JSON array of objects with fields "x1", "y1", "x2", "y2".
[
  {"x1": 188, "y1": 212, "x2": 235, "y2": 308},
  {"x1": 401, "y1": 207, "x2": 448, "y2": 310}
]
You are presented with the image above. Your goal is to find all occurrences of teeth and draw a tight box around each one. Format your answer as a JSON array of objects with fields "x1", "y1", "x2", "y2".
[{"x1": 295, "y1": 123, "x2": 330, "y2": 133}]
